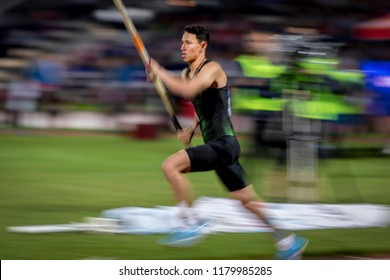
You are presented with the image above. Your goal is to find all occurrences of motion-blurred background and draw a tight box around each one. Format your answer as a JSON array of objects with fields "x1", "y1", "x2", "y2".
[
  {"x1": 1, "y1": 0, "x2": 390, "y2": 139},
  {"x1": 0, "y1": 0, "x2": 390, "y2": 260}
]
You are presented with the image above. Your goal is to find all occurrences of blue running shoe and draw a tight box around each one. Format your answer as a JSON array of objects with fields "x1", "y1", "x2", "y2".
[
  {"x1": 275, "y1": 235, "x2": 309, "y2": 260},
  {"x1": 159, "y1": 222, "x2": 209, "y2": 247}
]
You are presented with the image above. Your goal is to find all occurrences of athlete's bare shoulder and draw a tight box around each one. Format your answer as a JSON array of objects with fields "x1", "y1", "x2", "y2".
[
  {"x1": 205, "y1": 60, "x2": 221, "y2": 69},
  {"x1": 201, "y1": 60, "x2": 225, "y2": 75},
  {"x1": 202, "y1": 60, "x2": 227, "y2": 87}
]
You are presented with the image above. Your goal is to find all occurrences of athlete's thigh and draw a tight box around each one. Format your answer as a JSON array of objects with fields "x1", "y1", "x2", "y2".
[
  {"x1": 164, "y1": 149, "x2": 192, "y2": 172},
  {"x1": 215, "y1": 161, "x2": 249, "y2": 192},
  {"x1": 186, "y1": 143, "x2": 220, "y2": 172}
]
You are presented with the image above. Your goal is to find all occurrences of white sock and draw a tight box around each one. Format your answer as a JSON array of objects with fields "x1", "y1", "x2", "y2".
[
  {"x1": 275, "y1": 233, "x2": 295, "y2": 251},
  {"x1": 176, "y1": 201, "x2": 199, "y2": 227}
]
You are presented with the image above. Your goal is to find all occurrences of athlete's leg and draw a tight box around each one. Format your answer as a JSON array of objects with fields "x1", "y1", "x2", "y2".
[
  {"x1": 229, "y1": 185, "x2": 284, "y2": 238},
  {"x1": 160, "y1": 147, "x2": 215, "y2": 246},
  {"x1": 230, "y1": 185, "x2": 308, "y2": 259},
  {"x1": 216, "y1": 159, "x2": 308, "y2": 259},
  {"x1": 229, "y1": 185, "x2": 308, "y2": 259},
  {"x1": 161, "y1": 149, "x2": 193, "y2": 206},
  {"x1": 162, "y1": 142, "x2": 222, "y2": 205}
]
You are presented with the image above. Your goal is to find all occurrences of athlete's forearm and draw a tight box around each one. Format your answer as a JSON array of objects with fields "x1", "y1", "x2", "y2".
[{"x1": 158, "y1": 68, "x2": 196, "y2": 99}]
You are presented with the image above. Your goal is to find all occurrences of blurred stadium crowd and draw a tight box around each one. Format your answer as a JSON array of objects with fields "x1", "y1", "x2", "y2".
[{"x1": 0, "y1": 0, "x2": 389, "y2": 154}]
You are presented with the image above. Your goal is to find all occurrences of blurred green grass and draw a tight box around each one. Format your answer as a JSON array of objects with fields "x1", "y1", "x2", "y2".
[{"x1": 0, "y1": 131, "x2": 389, "y2": 259}]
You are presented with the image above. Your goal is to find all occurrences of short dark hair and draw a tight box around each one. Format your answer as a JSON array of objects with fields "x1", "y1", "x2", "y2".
[{"x1": 184, "y1": 24, "x2": 210, "y2": 43}]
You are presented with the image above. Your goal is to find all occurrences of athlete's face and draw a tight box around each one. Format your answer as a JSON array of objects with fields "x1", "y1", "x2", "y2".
[{"x1": 180, "y1": 32, "x2": 206, "y2": 64}]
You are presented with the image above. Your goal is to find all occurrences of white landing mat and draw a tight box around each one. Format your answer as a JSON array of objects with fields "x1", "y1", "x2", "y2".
[{"x1": 7, "y1": 196, "x2": 390, "y2": 234}]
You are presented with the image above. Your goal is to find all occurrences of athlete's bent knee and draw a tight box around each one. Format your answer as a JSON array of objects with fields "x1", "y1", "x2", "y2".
[{"x1": 161, "y1": 157, "x2": 173, "y2": 174}]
